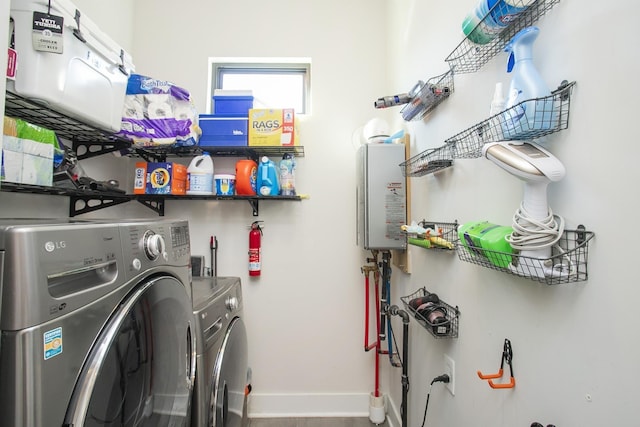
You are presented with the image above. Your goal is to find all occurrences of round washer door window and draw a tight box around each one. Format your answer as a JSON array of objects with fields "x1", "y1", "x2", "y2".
[{"x1": 64, "y1": 276, "x2": 196, "y2": 427}]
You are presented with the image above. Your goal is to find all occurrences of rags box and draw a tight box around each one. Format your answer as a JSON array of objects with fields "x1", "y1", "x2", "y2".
[
  {"x1": 248, "y1": 108, "x2": 298, "y2": 146},
  {"x1": 134, "y1": 161, "x2": 187, "y2": 195}
]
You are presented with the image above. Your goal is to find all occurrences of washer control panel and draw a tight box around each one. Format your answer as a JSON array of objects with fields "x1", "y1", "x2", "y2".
[{"x1": 121, "y1": 220, "x2": 191, "y2": 275}]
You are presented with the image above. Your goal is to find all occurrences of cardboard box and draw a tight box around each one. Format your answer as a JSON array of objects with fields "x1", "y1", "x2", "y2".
[
  {"x1": 199, "y1": 115, "x2": 248, "y2": 147},
  {"x1": 134, "y1": 162, "x2": 187, "y2": 195},
  {"x1": 248, "y1": 108, "x2": 298, "y2": 146}
]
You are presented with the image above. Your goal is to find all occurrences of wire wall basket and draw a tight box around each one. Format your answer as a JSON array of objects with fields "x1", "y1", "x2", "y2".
[
  {"x1": 401, "y1": 288, "x2": 460, "y2": 339},
  {"x1": 403, "y1": 220, "x2": 458, "y2": 251},
  {"x1": 446, "y1": 81, "x2": 575, "y2": 159},
  {"x1": 400, "y1": 145, "x2": 453, "y2": 177},
  {"x1": 445, "y1": 0, "x2": 560, "y2": 74},
  {"x1": 401, "y1": 70, "x2": 454, "y2": 122},
  {"x1": 455, "y1": 225, "x2": 594, "y2": 285}
]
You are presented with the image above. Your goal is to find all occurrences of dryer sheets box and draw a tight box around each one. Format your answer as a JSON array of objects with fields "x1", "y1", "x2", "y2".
[{"x1": 9, "y1": 0, "x2": 135, "y2": 133}]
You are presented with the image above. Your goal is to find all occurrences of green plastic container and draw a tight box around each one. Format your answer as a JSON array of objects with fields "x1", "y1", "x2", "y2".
[{"x1": 458, "y1": 221, "x2": 514, "y2": 268}]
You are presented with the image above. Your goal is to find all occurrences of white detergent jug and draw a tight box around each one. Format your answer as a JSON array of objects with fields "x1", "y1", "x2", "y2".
[{"x1": 187, "y1": 153, "x2": 214, "y2": 195}]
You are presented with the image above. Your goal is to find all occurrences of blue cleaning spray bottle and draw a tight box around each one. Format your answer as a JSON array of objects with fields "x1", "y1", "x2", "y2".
[{"x1": 502, "y1": 26, "x2": 557, "y2": 138}]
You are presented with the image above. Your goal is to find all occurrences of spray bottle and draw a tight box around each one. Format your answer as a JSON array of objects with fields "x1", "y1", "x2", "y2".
[
  {"x1": 502, "y1": 26, "x2": 556, "y2": 138},
  {"x1": 278, "y1": 153, "x2": 296, "y2": 196}
]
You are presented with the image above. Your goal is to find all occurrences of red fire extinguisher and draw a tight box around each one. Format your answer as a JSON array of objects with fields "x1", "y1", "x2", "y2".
[{"x1": 248, "y1": 221, "x2": 263, "y2": 277}]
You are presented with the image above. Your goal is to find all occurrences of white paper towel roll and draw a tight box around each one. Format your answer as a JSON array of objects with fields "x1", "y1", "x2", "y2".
[
  {"x1": 122, "y1": 96, "x2": 145, "y2": 119},
  {"x1": 147, "y1": 102, "x2": 173, "y2": 119},
  {"x1": 144, "y1": 93, "x2": 170, "y2": 104},
  {"x1": 174, "y1": 104, "x2": 194, "y2": 121}
]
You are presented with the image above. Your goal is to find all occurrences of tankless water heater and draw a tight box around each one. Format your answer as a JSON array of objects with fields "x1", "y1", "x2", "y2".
[{"x1": 356, "y1": 143, "x2": 407, "y2": 250}]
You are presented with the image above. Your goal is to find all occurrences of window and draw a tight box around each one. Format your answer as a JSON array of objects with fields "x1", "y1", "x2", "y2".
[{"x1": 208, "y1": 58, "x2": 311, "y2": 115}]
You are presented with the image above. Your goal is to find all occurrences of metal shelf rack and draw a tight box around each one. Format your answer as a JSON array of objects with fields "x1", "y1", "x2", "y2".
[
  {"x1": 445, "y1": 0, "x2": 561, "y2": 74},
  {"x1": 446, "y1": 81, "x2": 575, "y2": 159},
  {"x1": 456, "y1": 225, "x2": 594, "y2": 285},
  {"x1": 400, "y1": 144, "x2": 454, "y2": 177},
  {"x1": 400, "y1": 70, "x2": 454, "y2": 122},
  {"x1": 3, "y1": 90, "x2": 305, "y2": 216},
  {"x1": 401, "y1": 287, "x2": 460, "y2": 339}
]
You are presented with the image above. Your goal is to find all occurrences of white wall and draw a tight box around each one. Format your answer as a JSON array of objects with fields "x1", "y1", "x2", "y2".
[
  {"x1": 383, "y1": 1, "x2": 640, "y2": 426},
  {"x1": 2, "y1": 0, "x2": 393, "y2": 419},
  {"x1": 5, "y1": 1, "x2": 638, "y2": 426}
]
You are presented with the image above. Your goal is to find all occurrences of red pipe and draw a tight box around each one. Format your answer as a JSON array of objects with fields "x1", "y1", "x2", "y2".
[{"x1": 363, "y1": 268, "x2": 381, "y2": 397}]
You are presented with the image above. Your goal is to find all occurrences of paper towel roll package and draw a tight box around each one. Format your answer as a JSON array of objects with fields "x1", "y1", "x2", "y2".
[{"x1": 119, "y1": 74, "x2": 201, "y2": 147}]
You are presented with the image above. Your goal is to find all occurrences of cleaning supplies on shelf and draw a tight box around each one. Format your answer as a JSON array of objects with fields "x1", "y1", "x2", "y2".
[
  {"x1": 501, "y1": 26, "x2": 557, "y2": 138},
  {"x1": 186, "y1": 153, "x2": 214, "y2": 195},
  {"x1": 257, "y1": 156, "x2": 280, "y2": 196},
  {"x1": 278, "y1": 153, "x2": 296, "y2": 196},
  {"x1": 462, "y1": 0, "x2": 535, "y2": 45},
  {"x1": 214, "y1": 174, "x2": 236, "y2": 195},
  {"x1": 458, "y1": 221, "x2": 515, "y2": 268},
  {"x1": 235, "y1": 159, "x2": 258, "y2": 195}
]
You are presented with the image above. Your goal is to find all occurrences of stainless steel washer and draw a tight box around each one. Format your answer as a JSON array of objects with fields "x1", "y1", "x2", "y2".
[
  {"x1": 0, "y1": 218, "x2": 196, "y2": 427},
  {"x1": 191, "y1": 277, "x2": 248, "y2": 427}
]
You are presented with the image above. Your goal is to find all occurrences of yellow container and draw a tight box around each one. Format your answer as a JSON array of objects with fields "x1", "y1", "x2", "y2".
[{"x1": 248, "y1": 108, "x2": 298, "y2": 146}]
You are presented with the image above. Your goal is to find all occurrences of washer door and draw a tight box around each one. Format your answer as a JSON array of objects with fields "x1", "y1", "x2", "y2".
[
  {"x1": 63, "y1": 276, "x2": 196, "y2": 427},
  {"x1": 211, "y1": 317, "x2": 248, "y2": 427}
]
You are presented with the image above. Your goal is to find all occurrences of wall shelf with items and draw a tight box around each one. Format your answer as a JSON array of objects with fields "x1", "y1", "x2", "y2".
[
  {"x1": 400, "y1": 144, "x2": 454, "y2": 177},
  {"x1": 445, "y1": 0, "x2": 560, "y2": 74},
  {"x1": 445, "y1": 80, "x2": 575, "y2": 158},
  {"x1": 455, "y1": 225, "x2": 594, "y2": 285},
  {"x1": 403, "y1": 220, "x2": 458, "y2": 251},
  {"x1": 3, "y1": 90, "x2": 305, "y2": 216},
  {"x1": 400, "y1": 70, "x2": 455, "y2": 122},
  {"x1": 401, "y1": 287, "x2": 460, "y2": 339}
]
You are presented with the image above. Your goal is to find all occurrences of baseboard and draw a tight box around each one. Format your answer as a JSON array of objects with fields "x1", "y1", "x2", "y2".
[
  {"x1": 247, "y1": 392, "x2": 371, "y2": 418},
  {"x1": 386, "y1": 395, "x2": 401, "y2": 427}
]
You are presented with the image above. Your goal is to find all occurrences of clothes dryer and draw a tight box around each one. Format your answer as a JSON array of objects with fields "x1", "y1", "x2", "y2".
[
  {"x1": 191, "y1": 276, "x2": 248, "y2": 427},
  {"x1": 0, "y1": 218, "x2": 196, "y2": 427}
]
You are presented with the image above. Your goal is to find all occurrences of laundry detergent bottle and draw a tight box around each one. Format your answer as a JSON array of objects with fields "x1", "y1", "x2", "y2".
[
  {"x1": 186, "y1": 152, "x2": 214, "y2": 195},
  {"x1": 502, "y1": 26, "x2": 556, "y2": 138},
  {"x1": 257, "y1": 156, "x2": 279, "y2": 196}
]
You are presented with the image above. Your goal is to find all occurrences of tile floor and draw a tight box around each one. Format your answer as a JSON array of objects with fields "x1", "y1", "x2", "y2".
[{"x1": 247, "y1": 418, "x2": 389, "y2": 427}]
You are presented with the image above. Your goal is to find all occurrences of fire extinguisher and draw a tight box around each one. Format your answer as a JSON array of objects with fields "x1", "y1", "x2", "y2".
[{"x1": 248, "y1": 221, "x2": 263, "y2": 277}]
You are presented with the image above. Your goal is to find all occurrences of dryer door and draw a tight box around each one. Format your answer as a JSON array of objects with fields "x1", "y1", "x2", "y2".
[
  {"x1": 63, "y1": 276, "x2": 196, "y2": 427},
  {"x1": 211, "y1": 316, "x2": 248, "y2": 427}
]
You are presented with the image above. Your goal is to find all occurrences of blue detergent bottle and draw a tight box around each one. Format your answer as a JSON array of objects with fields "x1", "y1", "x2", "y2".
[
  {"x1": 257, "y1": 156, "x2": 280, "y2": 196},
  {"x1": 502, "y1": 26, "x2": 557, "y2": 138}
]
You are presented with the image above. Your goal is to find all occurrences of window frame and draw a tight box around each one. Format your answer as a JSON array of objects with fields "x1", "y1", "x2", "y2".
[{"x1": 207, "y1": 57, "x2": 311, "y2": 115}]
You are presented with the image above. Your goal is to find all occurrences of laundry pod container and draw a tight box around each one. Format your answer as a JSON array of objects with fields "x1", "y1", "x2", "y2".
[{"x1": 214, "y1": 174, "x2": 236, "y2": 195}]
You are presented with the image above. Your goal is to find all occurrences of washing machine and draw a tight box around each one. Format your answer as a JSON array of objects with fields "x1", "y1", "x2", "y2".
[
  {"x1": 191, "y1": 276, "x2": 248, "y2": 427},
  {"x1": 0, "y1": 218, "x2": 196, "y2": 427}
]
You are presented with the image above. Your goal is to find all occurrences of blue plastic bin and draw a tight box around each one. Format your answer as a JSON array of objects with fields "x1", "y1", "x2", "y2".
[
  {"x1": 212, "y1": 95, "x2": 254, "y2": 117},
  {"x1": 199, "y1": 115, "x2": 248, "y2": 146}
]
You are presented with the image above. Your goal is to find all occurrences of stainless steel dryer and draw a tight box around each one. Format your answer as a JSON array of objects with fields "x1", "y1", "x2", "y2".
[
  {"x1": 0, "y1": 218, "x2": 196, "y2": 427},
  {"x1": 191, "y1": 276, "x2": 248, "y2": 427}
]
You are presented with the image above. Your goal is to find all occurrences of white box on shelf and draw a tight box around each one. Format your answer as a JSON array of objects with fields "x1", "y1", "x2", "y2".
[{"x1": 8, "y1": 0, "x2": 135, "y2": 133}]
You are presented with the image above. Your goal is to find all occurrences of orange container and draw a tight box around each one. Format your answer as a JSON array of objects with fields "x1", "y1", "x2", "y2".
[{"x1": 235, "y1": 159, "x2": 257, "y2": 195}]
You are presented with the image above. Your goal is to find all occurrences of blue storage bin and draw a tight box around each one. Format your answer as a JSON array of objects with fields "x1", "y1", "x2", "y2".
[
  {"x1": 199, "y1": 115, "x2": 248, "y2": 147},
  {"x1": 213, "y1": 95, "x2": 254, "y2": 117}
]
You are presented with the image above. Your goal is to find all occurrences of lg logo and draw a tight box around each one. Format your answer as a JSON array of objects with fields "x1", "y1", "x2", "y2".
[{"x1": 45, "y1": 241, "x2": 66, "y2": 252}]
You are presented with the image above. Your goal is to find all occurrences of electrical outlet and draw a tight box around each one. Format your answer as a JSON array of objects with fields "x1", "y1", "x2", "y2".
[{"x1": 444, "y1": 354, "x2": 455, "y2": 396}]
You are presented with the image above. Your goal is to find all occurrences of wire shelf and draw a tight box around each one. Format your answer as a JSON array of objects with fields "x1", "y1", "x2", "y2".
[
  {"x1": 446, "y1": 81, "x2": 575, "y2": 159},
  {"x1": 401, "y1": 70, "x2": 454, "y2": 122},
  {"x1": 445, "y1": 0, "x2": 560, "y2": 74},
  {"x1": 400, "y1": 144, "x2": 454, "y2": 177},
  {"x1": 455, "y1": 225, "x2": 594, "y2": 285},
  {"x1": 403, "y1": 220, "x2": 458, "y2": 251},
  {"x1": 401, "y1": 287, "x2": 460, "y2": 339}
]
